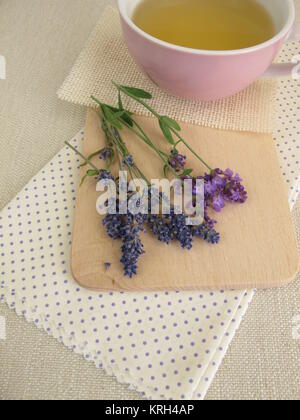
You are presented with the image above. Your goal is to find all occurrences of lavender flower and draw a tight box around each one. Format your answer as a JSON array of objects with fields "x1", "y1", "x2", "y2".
[
  {"x1": 99, "y1": 148, "x2": 112, "y2": 161},
  {"x1": 103, "y1": 181, "x2": 224, "y2": 276},
  {"x1": 103, "y1": 213, "x2": 122, "y2": 239},
  {"x1": 169, "y1": 150, "x2": 186, "y2": 173},
  {"x1": 106, "y1": 167, "x2": 245, "y2": 277},
  {"x1": 204, "y1": 168, "x2": 247, "y2": 209},
  {"x1": 112, "y1": 127, "x2": 120, "y2": 139},
  {"x1": 104, "y1": 262, "x2": 111, "y2": 270},
  {"x1": 122, "y1": 154, "x2": 134, "y2": 167},
  {"x1": 147, "y1": 214, "x2": 173, "y2": 245},
  {"x1": 183, "y1": 168, "x2": 247, "y2": 216},
  {"x1": 204, "y1": 204, "x2": 217, "y2": 229},
  {"x1": 103, "y1": 200, "x2": 145, "y2": 278},
  {"x1": 98, "y1": 170, "x2": 115, "y2": 181},
  {"x1": 212, "y1": 194, "x2": 225, "y2": 213},
  {"x1": 120, "y1": 214, "x2": 145, "y2": 278},
  {"x1": 169, "y1": 212, "x2": 193, "y2": 250},
  {"x1": 192, "y1": 223, "x2": 220, "y2": 245}
]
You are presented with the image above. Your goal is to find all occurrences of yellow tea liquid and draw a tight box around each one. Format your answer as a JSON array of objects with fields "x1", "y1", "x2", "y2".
[{"x1": 132, "y1": 0, "x2": 275, "y2": 50}]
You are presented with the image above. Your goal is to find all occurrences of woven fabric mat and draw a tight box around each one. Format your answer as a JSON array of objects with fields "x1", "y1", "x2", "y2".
[{"x1": 58, "y1": 6, "x2": 280, "y2": 133}]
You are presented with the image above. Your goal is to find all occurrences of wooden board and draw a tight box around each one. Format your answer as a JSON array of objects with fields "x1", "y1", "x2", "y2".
[{"x1": 71, "y1": 108, "x2": 300, "y2": 291}]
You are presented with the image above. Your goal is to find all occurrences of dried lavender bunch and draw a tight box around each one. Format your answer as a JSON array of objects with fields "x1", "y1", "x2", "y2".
[
  {"x1": 102, "y1": 191, "x2": 220, "y2": 278},
  {"x1": 65, "y1": 141, "x2": 221, "y2": 278},
  {"x1": 65, "y1": 83, "x2": 247, "y2": 278}
]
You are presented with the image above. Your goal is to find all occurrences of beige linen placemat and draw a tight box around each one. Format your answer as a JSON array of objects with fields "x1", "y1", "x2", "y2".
[{"x1": 58, "y1": 6, "x2": 278, "y2": 133}]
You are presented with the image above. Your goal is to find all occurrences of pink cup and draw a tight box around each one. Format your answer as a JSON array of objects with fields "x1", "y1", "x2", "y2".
[{"x1": 118, "y1": 0, "x2": 300, "y2": 101}]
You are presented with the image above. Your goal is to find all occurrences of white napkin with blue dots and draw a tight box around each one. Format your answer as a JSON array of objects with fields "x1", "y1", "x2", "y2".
[{"x1": 0, "y1": 131, "x2": 255, "y2": 399}]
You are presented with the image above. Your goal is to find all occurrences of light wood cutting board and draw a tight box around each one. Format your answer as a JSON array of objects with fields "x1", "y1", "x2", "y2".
[{"x1": 71, "y1": 108, "x2": 299, "y2": 291}]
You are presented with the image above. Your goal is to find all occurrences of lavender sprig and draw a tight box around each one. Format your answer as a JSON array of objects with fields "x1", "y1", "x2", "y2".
[
  {"x1": 92, "y1": 95, "x2": 186, "y2": 179},
  {"x1": 103, "y1": 203, "x2": 145, "y2": 278},
  {"x1": 65, "y1": 138, "x2": 222, "y2": 278},
  {"x1": 111, "y1": 81, "x2": 213, "y2": 172},
  {"x1": 66, "y1": 84, "x2": 248, "y2": 278}
]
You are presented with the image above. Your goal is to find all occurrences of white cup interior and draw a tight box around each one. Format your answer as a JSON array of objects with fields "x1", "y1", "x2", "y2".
[
  {"x1": 122, "y1": 0, "x2": 294, "y2": 37},
  {"x1": 258, "y1": 0, "x2": 293, "y2": 33}
]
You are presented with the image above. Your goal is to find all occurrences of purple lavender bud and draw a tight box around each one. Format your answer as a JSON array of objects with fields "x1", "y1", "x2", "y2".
[
  {"x1": 99, "y1": 148, "x2": 112, "y2": 161},
  {"x1": 204, "y1": 167, "x2": 247, "y2": 212},
  {"x1": 233, "y1": 173, "x2": 243, "y2": 183},
  {"x1": 120, "y1": 213, "x2": 145, "y2": 278},
  {"x1": 122, "y1": 155, "x2": 134, "y2": 167},
  {"x1": 223, "y1": 168, "x2": 234, "y2": 178},
  {"x1": 212, "y1": 194, "x2": 225, "y2": 212},
  {"x1": 98, "y1": 170, "x2": 115, "y2": 181},
  {"x1": 192, "y1": 223, "x2": 220, "y2": 245},
  {"x1": 212, "y1": 175, "x2": 226, "y2": 189},
  {"x1": 169, "y1": 150, "x2": 186, "y2": 172},
  {"x1": 205, "y1": 180, "x2": 217, "y2": 195},
  {"x1": 103, "y1": 213, "x2": 122, "y2": 239},
  {"x1": 104, "y1": 262, "x2": 111, "y2": 270},
  {"x1": 169, "y1": 159, "x2": 177, "y2": 169},
  {"x1": 148, "y1": 215, "x2": 173, "y2": 245}
]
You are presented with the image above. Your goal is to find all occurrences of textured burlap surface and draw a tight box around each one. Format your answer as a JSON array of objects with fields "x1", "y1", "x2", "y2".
[
  {"x1": 57, "y1": 6, "x2": 278, "y2": 133},
  {"x1": 0, "y1": 0, "x2": 299, "y2": 400}
]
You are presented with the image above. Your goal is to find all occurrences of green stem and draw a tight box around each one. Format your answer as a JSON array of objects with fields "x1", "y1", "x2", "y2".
[
  {"x1": 113, "y1": 81, "x2": 213, "y2": 172},
  {"x1": 114, "y1": 142, "x2": 122, "y2": 171},
  {"x1": 100, "y1": 112, "x2": 125, "y2": 171},
  {"x1": 133, "y1": 165, "x2": 150, "y2": 186},
  {"x1": 101, "y1": 119, "x2": 111, "y2": 170},
  {"x1": 105, "y1": 124, "x2": 128, "y2": 169},
  {"x1": 116, "y1": 116, "x2": 180, "y2": 179},
  {"x1": 100, "y1": 112, "x2": 151, "y2": 185},
  {"x1": 130, "y1": 119, "x2": 169, "y2": 159},
  {"x1": 169, "y1": 129, "x2": 212, "y2": 172},
  {"x1": 114, "y1": 131, "x2": 129, "y2": 156},
  {"x1": 80, "y1": 149, "x2": 103, "y2": 168},
  {"x1": 65, "y1": 141, "x2": 100, "y2": 172},
  {"x1": 93, "y1": 92, "x2": 175, "y2": 176},
  {"x1": 127, "y1": 165, "x2": 136, "y2": 182}
]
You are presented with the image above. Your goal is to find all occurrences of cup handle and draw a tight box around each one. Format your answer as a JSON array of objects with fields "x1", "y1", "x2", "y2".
[{"x1": 262, "y1": 22, "x2": 300, "y2": 78}]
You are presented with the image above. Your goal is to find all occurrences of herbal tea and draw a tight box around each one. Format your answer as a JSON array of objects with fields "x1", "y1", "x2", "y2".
[{"x1": 132, "y1": 0, "x2": 275, "y2": 50}]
